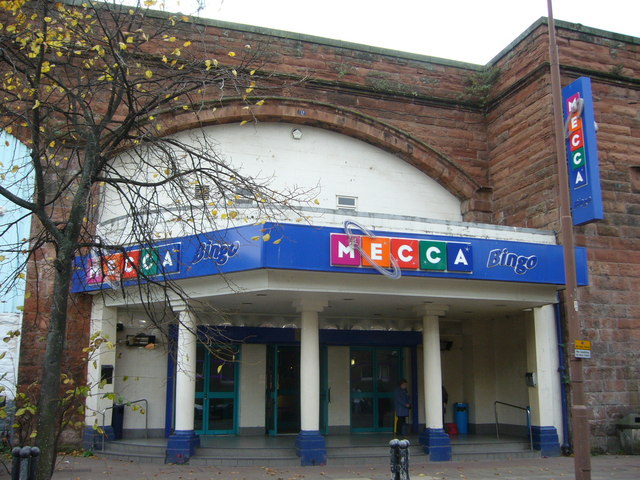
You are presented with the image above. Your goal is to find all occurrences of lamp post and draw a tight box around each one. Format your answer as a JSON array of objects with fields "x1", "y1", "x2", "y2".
[{"x1": 546, "y1": 1, "x2": 592, "y2": 479}]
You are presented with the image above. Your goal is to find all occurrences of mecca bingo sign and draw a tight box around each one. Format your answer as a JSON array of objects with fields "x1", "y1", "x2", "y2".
[{"x1": 562, "y1": 77, "x2": 604, "y2": 225}]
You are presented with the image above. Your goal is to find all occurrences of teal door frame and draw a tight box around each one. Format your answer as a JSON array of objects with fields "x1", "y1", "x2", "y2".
[
  {"x1": 266, "y1": 344, "x2": 329, "y2": 435},
  {"x1": 350, "y1": 346, "x2": 404, "y2": 433},
  {"x1": 195, "y1": 344, "x2": 239, "y2": 435}
]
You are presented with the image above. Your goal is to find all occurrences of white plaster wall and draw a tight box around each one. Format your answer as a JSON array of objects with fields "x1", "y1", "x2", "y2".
[
  {"x1": 327, "y1": 346, "x2": 350, "y2": 428},
  {"x1": 239, "y1": 343, "x2": 266, "y2": 429},
  {"x1": 463, "y1": 318, "x2": 497, "y2": 425},
  {"x1": 0, "y1": 313, "x2": 21, "y2": 399},
  {"x1": 459, "y1": 316, "x2": 530, "y2": 428},
  {"x1": 114, "y1": 327, "x2": 168, "y2": 431},
  {"x1": 440, "y1": 334, "x2": 464, "y2": 424},
  {"x1": 192, "y1": 123, "x2": 462, "y2": 223},
  {"x1": 97, "y1": 123, "x2": 462, "y2": 241},
  {"x1": 493, "y1": 317, "x2": 529, "y2": 426}
]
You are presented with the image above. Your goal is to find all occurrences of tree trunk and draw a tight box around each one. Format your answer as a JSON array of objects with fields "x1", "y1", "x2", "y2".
[{"x1": 34, "y1": 243, "x2": 75, "y2": 480}]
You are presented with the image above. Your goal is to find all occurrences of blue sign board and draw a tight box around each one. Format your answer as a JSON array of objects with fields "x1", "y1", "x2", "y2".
[
  {"x1": 72, "y1": 223, "x2": 588, "y2": 292},
  {"x1": 562, "y1": 77, "x2": 604, "y2": 225}
]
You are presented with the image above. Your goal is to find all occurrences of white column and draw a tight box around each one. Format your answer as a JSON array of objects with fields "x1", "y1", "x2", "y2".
[
  {"x1": 173, "y1": 304, "x2": 197, "y2": 432},
  {"x1": 84, "y1": 296, "x2": 117, "y2": 428},
  {"x1": 527, "y1": 305, "x2": 563, "y2": 435},
  {"x1": 294, "y1": 299, "x2": 327, "y2": 432},
  {"x1": 419, "y1": 305, "x2": 448, "y2": 430}
]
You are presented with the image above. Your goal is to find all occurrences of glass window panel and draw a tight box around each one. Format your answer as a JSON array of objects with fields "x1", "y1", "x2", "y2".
[
  {"x1": 378, "y1": 397, "x2": 394, "y2": 428},
  {"x1": 351, "y1": 395, "x2": 374, "y2": 428},
  {"x1": 195, "y1": 345, "x2": 205, "y2": 393},
  {"x1": 350, "y1": 350, "x2": 374, "y2": 393},
  {"x1": 377, "y1": 349, "x2": 400, "y2": 392},
  {"x1": 209, "y1": 357, "x2": 235, "y2": 393},
  {"x1": 209, "y1": 398, "x2": 234, "y2": 431},
  {"x1": 194, "y1": 398, "x2": 204, "y2": 432}
]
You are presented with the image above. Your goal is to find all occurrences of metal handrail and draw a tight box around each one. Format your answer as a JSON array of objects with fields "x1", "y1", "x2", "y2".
[
  {"x1": 99, "y1": 398, "x2": 148, "y2": 451},
  {"x1": 494, "y1": 401, "x2": 533, "y2": 451}
]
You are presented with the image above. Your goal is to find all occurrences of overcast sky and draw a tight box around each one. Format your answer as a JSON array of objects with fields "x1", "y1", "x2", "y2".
[{"x1": 172, "y1": 0, "x2": 639, "y2": 64}]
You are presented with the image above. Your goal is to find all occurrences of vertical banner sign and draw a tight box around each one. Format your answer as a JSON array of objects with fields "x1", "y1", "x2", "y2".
[{"x1": 562, "y1": 77, "x2": 604, "y2": 225}]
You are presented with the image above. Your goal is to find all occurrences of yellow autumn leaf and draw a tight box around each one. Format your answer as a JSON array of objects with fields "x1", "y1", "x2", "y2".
[
  {"x1": 262, "y1": 233, "x2": 271, "y2": 242},
  {"x1": 227, "y1": 51, "x2": 236, "y2": 57},
  {"x1": 0, "y1": 256, "x2": 5, "y2": 262},
  {"x1": 11, "y1": 165, "x2": 19, "y2": 173},
  {"x1": 145, "y1": 70, "x2": 152, "y2": 79},
  {"x1": 229, "y1": 211, "x2": 238, "y2": 219},
  {"x1": 255, "y1": 99, "x2": 265, "y2": 106},
  {"x1": 183, "y1": 41, "x2": 191, "y2": 47},
  {"x1": 240, "y1": 120, "x2": 248, "y2": 126},
  {"x1": 273, "y1": 238, "x2": 282, "y2": 245},
  {"x1": 251, "y1": 236, "x2": 260, "y2": 241},
  {"x1": 118, "y1": 42, "x2": 127, "y2": 50}
]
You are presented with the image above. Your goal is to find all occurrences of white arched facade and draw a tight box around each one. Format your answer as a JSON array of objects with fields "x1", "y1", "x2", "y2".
[{"x1": 81, "y1": 123, "x2": 573, "y2": 464}]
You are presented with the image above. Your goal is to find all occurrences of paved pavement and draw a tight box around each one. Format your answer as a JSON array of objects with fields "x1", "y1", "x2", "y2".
[{"x1": 51, "y1": 454, "x2": 640, "y2": 480}]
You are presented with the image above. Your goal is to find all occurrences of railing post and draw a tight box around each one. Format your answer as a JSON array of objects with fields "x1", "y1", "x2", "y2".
[{"x1": 527, "y1": 406, "x2": 533, "y2": 451}]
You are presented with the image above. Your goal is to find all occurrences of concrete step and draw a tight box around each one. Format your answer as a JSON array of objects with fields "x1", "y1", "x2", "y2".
[{"x1": 96, "y1": 437, "x2": 540, "y2": 466}]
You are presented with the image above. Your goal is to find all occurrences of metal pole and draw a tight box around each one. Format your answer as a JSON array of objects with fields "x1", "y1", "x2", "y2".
[{"x1": 546, "y1": 1, "x2": 592, "y2": 479}]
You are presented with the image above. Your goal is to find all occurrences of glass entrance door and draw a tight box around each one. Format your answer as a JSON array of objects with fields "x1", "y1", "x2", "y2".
[
  {"x1": 266, "y1": 345, "x2": 300, "y2": 435},
  {"x1": 350, "y1": 347, "x2": 402, "y2": 432},
  {"x1": 195, "y1": 344, "x2": 238, "y2": 434}
]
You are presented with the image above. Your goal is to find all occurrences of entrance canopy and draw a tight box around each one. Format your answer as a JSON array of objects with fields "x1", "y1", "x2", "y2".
[{"x1": 73, "y1": 221, "x2": 588, "y2": 325}]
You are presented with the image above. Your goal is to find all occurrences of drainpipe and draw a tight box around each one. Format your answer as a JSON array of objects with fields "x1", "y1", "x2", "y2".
[{"x1": 555, "y1": 300, "x2": 571, "y2": 453}]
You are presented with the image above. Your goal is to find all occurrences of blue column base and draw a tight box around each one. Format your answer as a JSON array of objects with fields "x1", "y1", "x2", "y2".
[
  {"x1": 295, "y1": 430, "x2": 327, "y2": 466},
  {"x1": 532, "y1": 426, "x2": 561, "y2": 457},
  {"x1": 166, "y1": 430, "x2": 200, "y2": 464},
  {"x1": 419, "y1": 427, "x2": 452, "y2": 461}
]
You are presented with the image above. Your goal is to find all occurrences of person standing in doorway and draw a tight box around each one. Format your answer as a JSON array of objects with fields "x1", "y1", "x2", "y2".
[{"x1": 394, "y1": 379, "x2": 411, "y2": 437}]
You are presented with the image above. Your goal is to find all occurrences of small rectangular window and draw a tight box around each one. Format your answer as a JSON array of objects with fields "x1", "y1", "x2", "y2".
[
  {"x1": 235, "y1": 187, "x2": 254, "y2": 206},
  {"x1": 194, "y1": 184, "x2": 210, "y2": 201},
  {"x1": 336, "y1": 195, "x2": 357, "y2": 210}
]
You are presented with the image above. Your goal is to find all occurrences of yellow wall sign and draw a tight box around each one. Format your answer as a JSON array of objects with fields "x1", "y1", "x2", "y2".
[{"x1": 575, "y1": 340, "x2": 592, "y2": 358}]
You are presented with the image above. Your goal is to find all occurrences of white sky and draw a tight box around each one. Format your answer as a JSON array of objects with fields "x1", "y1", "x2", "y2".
[{"x1": 170, "y1": 0, "x2": 640, "y2": 64}]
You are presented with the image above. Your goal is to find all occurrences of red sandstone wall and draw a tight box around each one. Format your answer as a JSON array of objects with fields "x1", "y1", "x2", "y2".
[
  {"x1": 14, "y1": 8, "x2": 639, "y2": 452},
  {"x1": 486, "y1": 20, "x2": 640, "y2": 452}
]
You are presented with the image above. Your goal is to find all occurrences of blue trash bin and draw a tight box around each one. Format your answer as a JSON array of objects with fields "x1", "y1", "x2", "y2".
[{"x1": 453, "y1": 403, "x2": 468, "y2": 434}]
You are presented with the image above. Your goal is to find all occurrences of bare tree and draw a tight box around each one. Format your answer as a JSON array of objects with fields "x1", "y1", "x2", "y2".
[{"x1": 0, "y1": 1, "x2": 313, "y2": 478}]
